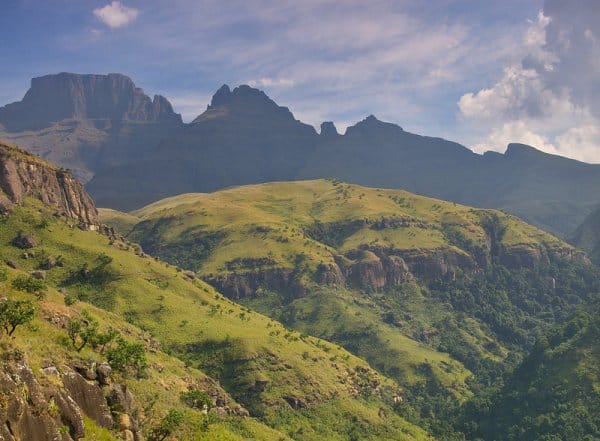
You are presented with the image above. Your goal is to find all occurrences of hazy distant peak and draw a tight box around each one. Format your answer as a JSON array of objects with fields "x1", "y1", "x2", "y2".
[
  {"x1": 345, "y1": 114, "x2": 403, "y2": 136},
  {"x1": 0, "y1": 72, "x2": 182, "y2": 130},
  {"x1": 320, "y1": 121, "x2": 339, "y2": 136},
  {"x1": 505, "y1": 143, "x2": 540, "y2": 156},
  {"x1": 194, "y1": 83, "x2": 296, "y2": 122}
]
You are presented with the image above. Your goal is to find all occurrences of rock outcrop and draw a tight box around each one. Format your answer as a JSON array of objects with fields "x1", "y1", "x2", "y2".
[
  {"x1": 0, "y1": 141, "x2": 98, "y2": 226},
  {"x1": 0, "y1": 73, "x2": 181, "y2": 131},
  {"x1": 0, "y1": 348, "x2": 146, "y2": 441},
  {"x1": 0, "y1": 351, "x2": 85, "y2": 441}
]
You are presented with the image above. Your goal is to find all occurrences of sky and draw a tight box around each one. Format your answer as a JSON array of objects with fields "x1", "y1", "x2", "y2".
[{"x1": 1, "y1": 0, "x2": 599, "y2": 162}]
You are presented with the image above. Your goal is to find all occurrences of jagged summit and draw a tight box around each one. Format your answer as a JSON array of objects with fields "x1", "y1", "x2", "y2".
[
  {"x1": 505, "y1": 143, "x2": 542, "y2": 156},
  {"x1": 320, "y1": 121, "x2": 339, "y2": 137},
  {"x1": 0, "y1": 72, "x2": 181, "y2": 130},
  {"x1": 345, "y1": 114, "x2": 403, "y2": 136},
  {"x1": 192, "y1": 84, "x2": 296, "y2": 122}
]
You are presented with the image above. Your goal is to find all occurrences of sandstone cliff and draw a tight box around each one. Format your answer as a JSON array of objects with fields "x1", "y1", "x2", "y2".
[
  {"x1": 0, "y1": 141, "x2": 98, "y2": 226},
  {"x1": 0, "y1": 73, "x2": 181, "y2": 131}
]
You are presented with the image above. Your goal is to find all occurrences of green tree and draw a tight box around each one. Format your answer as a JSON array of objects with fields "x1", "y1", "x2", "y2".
[
  {"x1": 106, "y1": 337, "x2": 148, "y2": 377},
  {"x1": 180, "y1": 389, "x2": 212, "y2": 410},
  {"x1": 149, "y1": 409, "x2": 184, "y2": 441},
  {"x1": 90, "y1": 327, "x2": 119, "y2": 353},
  {"x1": 0, "y1": 299, "x2": 35, "y2": 336},
  {"x1": 67, "y1": 310, "x2": 99, "y2": 352}
]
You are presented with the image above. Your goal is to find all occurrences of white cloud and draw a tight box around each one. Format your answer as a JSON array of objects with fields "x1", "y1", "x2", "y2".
[
  {"x1": 168, "y1": 94, "x2": 212, "y2": 122},
  {"x1": 555, "y1": 125, "x2": 600, "y2": 163},
  {"x1": 458, "y1": 2, "x2": 600, "y2": 162},
  {"x1": 471, "y1": 121, "x2": 557, "y2": 155},
  {"x1": 93, "y1": 1, "x2": 139, "y2": 29}
]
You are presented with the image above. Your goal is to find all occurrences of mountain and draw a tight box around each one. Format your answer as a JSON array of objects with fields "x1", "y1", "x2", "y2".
[
  {"x1": 464, "y1": 298, "x2": 600, "y2": 440},
  {"x1": 86, "y1": 83, "x2": 600, "y2": 236},
  {"x1": 4, "y1": 74, "x2": 600, "y2": 235},
  {"x1": 569, "y1": 204, "x2": 600, "y2": 264},
  {"x1": 87, "y1": 84, "x2": 319, "y2": 210},
  {"x1": 0, "y1": 73, "x2": 182, "y2": 182},
  {"x1": 102, "y1": 179, "x2": 600, "y2": 436},
  {"x1": 0, "y1": 143, "x2": 432, "y2": 440}
]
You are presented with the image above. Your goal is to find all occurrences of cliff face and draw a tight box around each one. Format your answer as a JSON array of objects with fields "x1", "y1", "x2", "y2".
[
  {"x1": 0, "y1": 73, "x2": 183, "y2": 183},
  {"x1": 0, "y1": 142, "x2": 98, "y2": 227},
  {"x1": 0, "y1": 73, "x2": 181, "y2": 131},
  {"x1": 0, "y1": 349, "x2": 144, "y2": 441}
]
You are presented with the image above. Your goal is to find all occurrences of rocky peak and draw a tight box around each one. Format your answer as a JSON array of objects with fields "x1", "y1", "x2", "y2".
[
  {"x1": 0, "y1": 141, "x2": 99, "y2": 227},
  {"x1": 345, "y1": 115, "x2": 403, "y2": 136},
  {"x1": 193, "y1": 84, "x2": 296, "y2": 122},
  {"x1": 504, "y1": 143, "x2": 545, "y2": 158},
  {"x1": 320, "y1": 121, "x2": 339, "y2": 137},
  {"x1": 0, "y1": 72, "x2": 182, "y2": 130}
]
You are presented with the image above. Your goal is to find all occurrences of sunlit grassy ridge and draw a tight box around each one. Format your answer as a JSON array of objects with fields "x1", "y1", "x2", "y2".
[
  {"x1": 0, "y1": 200, "x2": 431, "y2": 440},
  {"x1": 104, "y1": 179, "x2": 593, "y2": 438},
  {"x1": 127, "y1": 179, "x2": 565, "y2": 275}
]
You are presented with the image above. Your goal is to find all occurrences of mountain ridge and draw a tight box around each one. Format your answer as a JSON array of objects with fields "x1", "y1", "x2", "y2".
[{"x1": 2, "y1": 73, "x2": 600, "y2": 236}]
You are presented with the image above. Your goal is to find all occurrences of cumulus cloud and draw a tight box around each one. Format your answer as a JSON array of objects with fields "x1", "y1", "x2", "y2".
[
  {"x1": 93, "y1": 1, "x2": 139, "y2": 29},
  {"x1": 459, "y1": 0, "x2": 600, "y2": 162}
]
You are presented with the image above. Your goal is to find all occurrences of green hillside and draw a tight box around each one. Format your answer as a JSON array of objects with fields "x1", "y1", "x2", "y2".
[
  {"x1": 0, "y1": 199, "x2": 431, "y2": 440},
  {"x1": 105, "y1": 179, "x2": 599, "y2": 436},
  {"x1": 464, "y1": 299, "x2": 600, "y2": 440},
  {"x1": 128, "y1": 179, "x2": 565, "y2": 275},
  {"x1": 569, "y1": 205, "x2": 600, "y2": 264}
]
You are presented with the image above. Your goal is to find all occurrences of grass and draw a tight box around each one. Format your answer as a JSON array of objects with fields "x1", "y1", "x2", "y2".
[
  {"x1": 0, "y1": 199, "x2": 431, "y2": 440},
  {"x1": 124, "y1": 179, "x2": 565, "y2": 276},
  {"x1": 104, "y1": 179, "x2": 572, "y2": 398}
]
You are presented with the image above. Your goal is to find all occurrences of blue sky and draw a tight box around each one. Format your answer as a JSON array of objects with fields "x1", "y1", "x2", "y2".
[{"x1": 1, "y1": 0, "x2": 599, "y2": 162}]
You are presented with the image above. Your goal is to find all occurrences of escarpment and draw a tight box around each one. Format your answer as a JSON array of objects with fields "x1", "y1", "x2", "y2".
[
  {"x1": 208, "y1": 240, "x2": 586, "y2": 300},
  {"x1": 120, "y1": 180, "x2": 590, "y2": 302},
  {"x1": 0, "y1": 141, "x2": 98, "y2": 226}
]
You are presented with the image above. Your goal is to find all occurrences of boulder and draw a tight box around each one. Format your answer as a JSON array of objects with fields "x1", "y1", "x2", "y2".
[{"x1": 13, "y1": 232, "x2": 37, "y2": 249}]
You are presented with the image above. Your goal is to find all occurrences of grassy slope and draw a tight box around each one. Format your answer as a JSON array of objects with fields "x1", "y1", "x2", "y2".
[
  {"x1": 0, "y1": 200, "x2": 430, "y2": 441},
  {"x1": 97, "y1": 208, "x2": 140, "y2": 235},
  {"x1": 128, "y1": 179, "x2": 564, "y2": 275},
  {"x1": 569, "y1": 205, "x2": 600, "y2": 264},
  {"x1": 115, "y1": 180, "x2": 569, "y2": 395}
]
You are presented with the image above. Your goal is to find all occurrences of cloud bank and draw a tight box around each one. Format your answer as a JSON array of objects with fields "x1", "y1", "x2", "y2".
[{"x1": 459, "y1": 0, "x2": 600, "y2": 162}]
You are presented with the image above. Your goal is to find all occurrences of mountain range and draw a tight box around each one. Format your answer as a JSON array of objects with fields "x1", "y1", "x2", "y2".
[
  {"x1": 2, "y1": 73, "x2": 600, "y2": 237},
  {"x1": 1, "y1": 129, "x2": 599, "y2": 439}
]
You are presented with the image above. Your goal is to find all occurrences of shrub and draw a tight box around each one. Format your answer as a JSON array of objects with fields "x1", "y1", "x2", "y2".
[
  {"x1": 67, "y1": 310, "x2": 99, "y2": 352},
  {"x1": 180, "y1": 389, "x2": 212, "y2": 410},
  {"x1": 90, "y1": 327, "x2": 119, "y2": 353},
  {"x1": 11, "y1": 275, "x2": 46, "y2": 298},
  {"x1": 0, "y1": 299, "x2": 35, "y2": 336},
  {"x1": 149, "y1": 409, "x2": 184, "y2": 441},
  {"x1": 106, "y1": 337, "x2": 148, "y2": 377},
  {"x1": 64, "y1": 293, "x2": 77, "y2": 306}
]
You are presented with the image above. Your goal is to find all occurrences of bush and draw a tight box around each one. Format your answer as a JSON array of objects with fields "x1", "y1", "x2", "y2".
[
  {"x1": 149, "y1": 409, "x2": 184, "y2": 441},
  {"x1": 180, "y1": 389, "x2": 212, "y2": 410},
  {"x1": 90, "y1": 327, "x2": 119, "y2": 353},
  {"x1": 106, "y1": 337, "x2": 148, "y2": 377},
  {"x1": 67, "y1": 310, "x2": 99, "y2": 352},
  {"x1": 0, "y1": 299, "x2": 35, "y2": 336},
  {"x1": 11, "y1": 275, "x2": 46, "y2": 298},
  {"x1": 64, "y1": 293, "x2": 77, "y2": 306}
]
